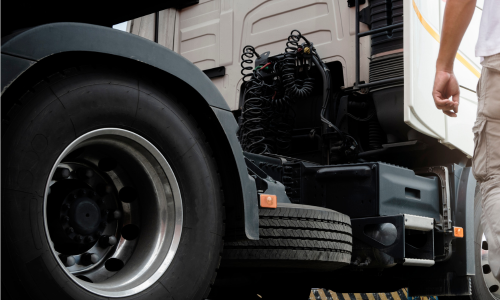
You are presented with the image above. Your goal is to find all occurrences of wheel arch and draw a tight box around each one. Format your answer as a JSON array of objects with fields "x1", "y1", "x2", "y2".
[{"x1": 1, "y1": 23, "x2": 258, "y2": 241}]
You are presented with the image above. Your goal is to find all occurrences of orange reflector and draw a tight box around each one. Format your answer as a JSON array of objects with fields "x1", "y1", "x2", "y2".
[
  {"x1": 454, "y1": 227, "x2": 464, "y2": 238},
  {"x1": 260, "y1": 194, "x2": 277, "y2": 208}
]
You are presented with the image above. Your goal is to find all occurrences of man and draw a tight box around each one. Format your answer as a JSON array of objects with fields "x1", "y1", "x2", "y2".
[{"x1": 432, "y1": 0, "x2": 500, "y2": 281}]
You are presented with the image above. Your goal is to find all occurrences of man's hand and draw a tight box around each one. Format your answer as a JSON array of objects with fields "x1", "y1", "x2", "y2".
[
  {"x1": 432, "y1": 70, "x2": 460, "y2": 117},
  {"x1": 432, "y1": 0, "x2": 475, "y2": 117}
]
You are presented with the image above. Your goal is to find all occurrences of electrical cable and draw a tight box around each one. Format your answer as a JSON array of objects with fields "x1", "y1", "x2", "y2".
[
  {"x1": 238, "y1": 31, "x2": 359, "y2": 157},
  {"x1": 238, "y1": 46, "x2": 274, "y2": 154},
  {"x1": 282, "y1": 30, "x2": 314, "y2": 99}
]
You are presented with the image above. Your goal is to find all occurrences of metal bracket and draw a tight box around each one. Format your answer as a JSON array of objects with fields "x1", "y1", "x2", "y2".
[
  {"x1": 414, "y1": 167, "x2": 452, "y2": 230},
  {"x1": 403, "y1": 258, "x2": 435, "y2": 267},
  {"x1": 404, "y1": 214, "x2": 434, "y2": 231},
  {"x1": 243, "y1": 156, "x2": 291, "y2": 204},
  {"x1": 414, "y1": 166, "x2": 453, "y2": 261}
]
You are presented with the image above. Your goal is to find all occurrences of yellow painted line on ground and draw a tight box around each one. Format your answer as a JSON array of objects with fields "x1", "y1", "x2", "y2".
[
  {"x1": 353, "y1": 293, "x2": 364, "y2": 300},
  {"x1": 412, "y1": 0, "x2": 481, "y2": 78},
  {"x1": 391, "y1": 291, "x2": 402, "y2": 300},
  {"x1": 328, "y1": 290, "x2": 341, "y2": 300},
  {"x1": 378, "y1": 293, "x2": 389, "y2": 300},
  {"x1": 317, "y1": 289, "x2": 328, "y2": 300},
  {"x1": 312, "y1": 290, "x2": 442, "y2": 300},
  {"x1": 342, "y1": 293, "x2": 352, "y2": 300}
]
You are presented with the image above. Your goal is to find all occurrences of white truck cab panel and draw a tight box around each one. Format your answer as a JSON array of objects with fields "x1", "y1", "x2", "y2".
[
  {"x1": 173, "y1": 0, "x2": 371, "y2": 111},
  {"x1": 405, "y1": 0, "x2": 480, "y2": 157},
  {"x1": 129, "y1": 0, "x2": 480, "y2": 157}
]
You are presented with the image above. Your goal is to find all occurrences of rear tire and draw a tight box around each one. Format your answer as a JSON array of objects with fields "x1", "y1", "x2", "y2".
[{"x1": 2, "y1": 64, "x2": 224, "y2": 299}]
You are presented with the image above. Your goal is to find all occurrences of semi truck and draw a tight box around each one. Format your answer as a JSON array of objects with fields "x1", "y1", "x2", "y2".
[{"x1": 1, "y1": 0, "x2": 489, "y2": 299}]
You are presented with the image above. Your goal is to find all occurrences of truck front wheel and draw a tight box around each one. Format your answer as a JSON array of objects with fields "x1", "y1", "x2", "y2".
[{"x1": 2, "y1": 64, "x2": 224, "y2": 299}]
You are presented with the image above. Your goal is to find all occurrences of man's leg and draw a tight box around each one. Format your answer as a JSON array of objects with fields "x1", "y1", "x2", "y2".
[
  {"x1": 474, "y1": 53, "x2": 500, "y2": 281},
  {"x1": 481, "y1": 177, "x2": 500, "y2": 281}
]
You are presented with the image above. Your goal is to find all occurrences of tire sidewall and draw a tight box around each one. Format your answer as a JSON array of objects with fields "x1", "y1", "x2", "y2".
[
  {"x1": 473, "y1": 183, "x2": 499, "y2": 300},
  {"x1": 2, "y1": 66, "x2": 223, "y2": 300}
]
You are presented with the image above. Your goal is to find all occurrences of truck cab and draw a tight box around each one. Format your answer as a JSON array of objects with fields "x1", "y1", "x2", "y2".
[{"x1": 2, "y1": 0, "x2": 487, "y2": 299}]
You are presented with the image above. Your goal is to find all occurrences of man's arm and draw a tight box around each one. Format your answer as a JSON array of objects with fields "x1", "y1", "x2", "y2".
[{"x1": 433, "y1": 0, "x2": 476, "y2": 117}]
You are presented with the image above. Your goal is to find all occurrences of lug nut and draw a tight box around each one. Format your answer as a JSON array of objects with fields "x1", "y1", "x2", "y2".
[
  {"x1": 113, "y1": 210, "x2": 122, "y2": 219},
  {"x1": 108, "y1": 210, "x2": 122, "y2": 222},
  {"x1": 54, "y1": 168, "x2": 71, "y2": 180},
  {"x1": 81, "y1": 253, "x2": 99, "y2": 265},
  {"x1": 59, "y1": 254, "x2": 76, "y2": 267},
  {"x1": 75, "y1": 234, "x2": 83, "y2": 242},
  {"x1": 66, "y1": 227, "x2": 75, "y2": 234},
  {"x1": 85, "y1": 236, "x2": 94, "y2": 243},
  {"x1": 77, "y1": 168, "x2": 94, "y2": 179},
  {"x1": 99, "y1": 235, "x2": 118, "y2": 247},
  {"x1": 63, "y1": 203, "x2": 71, "y2": 210},
  {"x1": 61, "y1": 216, "x2": 70, "y2": 223}
]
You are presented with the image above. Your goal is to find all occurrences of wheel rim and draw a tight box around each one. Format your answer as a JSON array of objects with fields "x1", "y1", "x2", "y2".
[
  {"x1": 481, "y1": 233, "x2": 500, "y2": 299},
  {"x1": 44, "y1": 128, "x2": 183, "y2": 297}
]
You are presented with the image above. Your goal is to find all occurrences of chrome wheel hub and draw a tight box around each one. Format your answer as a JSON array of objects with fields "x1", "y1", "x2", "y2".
[{"x1": 44, "y1": 128, "x2": 183, "y2": 297}]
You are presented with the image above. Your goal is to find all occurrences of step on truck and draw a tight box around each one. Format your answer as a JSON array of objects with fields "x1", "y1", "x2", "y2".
[{"x1": 1, "y1": 0, "x2": 489, "y2": 299}]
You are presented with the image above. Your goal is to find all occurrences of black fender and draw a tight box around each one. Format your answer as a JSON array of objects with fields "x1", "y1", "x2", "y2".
[{"x1": 1, "y1": 22, "x2": 258, "y2": 240}]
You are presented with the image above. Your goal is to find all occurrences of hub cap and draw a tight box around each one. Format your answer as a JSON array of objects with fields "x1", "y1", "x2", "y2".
[
  {"x1": 44, "y1": 128, "x2": 183, "y2": 297},
  {"x1": 481, "y1": 233, "x2": 500, "y2": 299}
]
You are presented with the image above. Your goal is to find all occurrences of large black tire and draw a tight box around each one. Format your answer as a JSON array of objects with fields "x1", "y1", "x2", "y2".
[
  {"x1": 209, "y1": 203, "x2": 351, "y2": 300},
  {"x1": 2, "y1": 64, "x2": 224, "y2": 300},
  {"x1": 223, "y1": 203, "x2": 352, "y2": 269}
]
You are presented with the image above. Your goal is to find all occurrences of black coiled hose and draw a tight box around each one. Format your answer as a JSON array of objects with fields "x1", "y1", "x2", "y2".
[
  {"x1": 272, "y1": 104, "x2": 294, "y2": 153},
  {"x1": 238, "y1": 46, "x2": 275, "y2": 154},
  {"x1": 241, "y1": 45, "x2": 259, "y2": 83},
  {"x1": 238, "y1": 32, "x2": 321, "y2": 155},
  {"x1": 282, "y1": 30, "x2": 314, "y2": 98}
]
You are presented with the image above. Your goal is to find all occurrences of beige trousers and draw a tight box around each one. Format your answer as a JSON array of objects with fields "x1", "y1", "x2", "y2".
[{"x1": 472, "y1": 53, "x2": 500, "y2": 281}]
